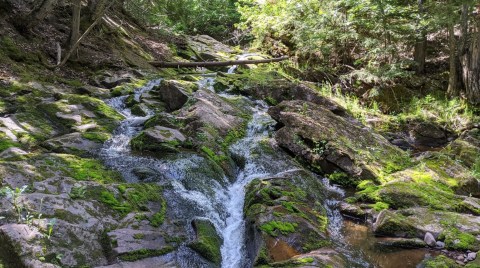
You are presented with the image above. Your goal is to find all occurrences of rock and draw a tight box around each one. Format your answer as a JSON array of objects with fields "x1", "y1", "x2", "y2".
[
  {"x1": 152, "y1": 80, "x2": 196, "y2": 111},
  {"x1": 409, "y1": 122, "x2": 450, "y2": 148},
  {"x1": 107, "y1": 229, "x2": 175, "y2": 260},
  {"x1": 131, "y1": 126, "x2": 186, "y2": 152},
  {"x1": 362, "y1": 85, "x2": 415, "y2": 113},
  {"x1": 268, "y1": 100, "x2": 405, "y2": 181},
  {"x1": 130, "y1": 104, "x2": 148, "y2": 116},
  {"x1": 188, "y1": 219, "x2": 222, "y2": 265},
  {"x1": 242, "y1": 80, "x2": 347, "y2": 117},
  {"x1": 244, "y1": 171, "x2": 330, "y2": 266},
  {"x1": 96, "y1": 74, "x2": 133, "y2": 89},
  {"x1": 275, "y1": 248, "x2": 346, "y2": 267},
  {"x1": 338, "y1": 202, "x2": 367, "y2": 220},
  {"x1": 75, "y1": 85, "x2": 111, "y2": 98},
  {"x1": 43, "y1": 132, "x2": 104, "y2": 155},
  {"x1": 424, "y1": 232, "x2": 436, "y2": 247},
  {"x1": 436, "y1": 241, "x2": 445, "y2": 249},
  {"x1": 457, "y1": 255, "x2": 465, "y2": 262},
  {"x1": 0, "y1": 147, "x2": 28, "y2": 159},
  {"x1": 373, "y1": 208, "x2": 480, "y2": 251},
  {"x1": 186, "y1": 35, "x2": 234, "y2": 62},
  {"x1": 132, "y1": 166, "x2": 163, "y2": 181},
  {"x1": 467, "y1": 252, "x2": 477, "y2": 261},
  {"x1": 376, "y1": 237, "x2": 426, "y2": 248}
]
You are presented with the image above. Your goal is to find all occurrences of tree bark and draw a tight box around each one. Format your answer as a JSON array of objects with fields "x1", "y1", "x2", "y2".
[
  {"x1": 69, "y1": 0, "x2": 82, "y2": 50},
  {"x1": 150, "y1": 57, "x2": 290, "y2": 68},
  {"x1": 447, "y1": 23, "x2": 461, "y2": 96},
  {"x1": 26, "y1": 0, "x2": 58, "y2": 29},
  {"x1": 413, "y1": 0, "x2": 426, "y2": 74},
  {"x1": 461, "y1": 18, "x2": 480, "y2": 104}
]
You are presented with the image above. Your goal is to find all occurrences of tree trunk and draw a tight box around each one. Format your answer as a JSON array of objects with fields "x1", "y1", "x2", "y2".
[
  {"x1": 413, "y1": 0, "x2": 426, "y2": 74},
  {"x1": 69, "y1": 0, "x2": 82, "y2": 50},
  {"x1": 26, "y1": 0, "x2": 58, "y2": 29},
  {"x1": 150, "y1": 57, "x2": 289, "y2": 68},
  {"x1": 461, "y1": 19, "x2": 480, "y2": 104},
  {"x1": 447, "y1": 23, "x2": 461, "y2": 96}
]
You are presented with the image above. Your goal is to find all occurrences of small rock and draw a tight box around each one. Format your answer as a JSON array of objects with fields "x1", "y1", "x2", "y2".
[
  {"x1": 467, "y1": 252, "x2": 477, "y2": 262},
  {"x1": 435, "y1": 241, "x2": 445, "y2": 249},
  {"x1": 424, "y1": 232, "x2": 436, "y2": 247},
  {"x1": 457, "y1": 255, "x2": 465, "y2": 262}
]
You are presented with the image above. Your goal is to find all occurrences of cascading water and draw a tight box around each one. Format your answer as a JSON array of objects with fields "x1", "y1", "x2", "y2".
[{"x1": 98, "y1": 71, "x2": 435, "y2": 268}]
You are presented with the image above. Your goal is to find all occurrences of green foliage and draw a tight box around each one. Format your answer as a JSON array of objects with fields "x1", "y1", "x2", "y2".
[
  {"x1": 260, "y1": 221, "x2": 298, "y2": 237},
  {"x1": 123, "y1": 0, "x2": 240, "y2": 39},
  {"x1": 69, "y1": 186, "x2": 87, "y2": 199}
]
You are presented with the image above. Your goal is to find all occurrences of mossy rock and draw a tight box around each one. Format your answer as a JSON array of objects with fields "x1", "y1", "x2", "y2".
[
  {"x1": 244, "y1": 174, "x2": 331, "y2": 264},
  {"x1": 423, "y1": 255, "x2": 460, "y2": 268},
  {"x1": 130, "y1": 126, "x2": 186, "y2": 153},
  {"x1": 188, "y1": 219, "x2": 222, "y2": 265}
]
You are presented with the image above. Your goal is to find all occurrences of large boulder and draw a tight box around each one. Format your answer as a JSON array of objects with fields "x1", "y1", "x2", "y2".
[
  {"x1": 373, "y1": 208, "x2": 480, "y2": 251},
  {"x1": 131, "y1": 126, "x2": 186, "y2": 153},
  {"x1": 244, "y1": 171, "x2": 331, "y2": 266},
  {"x1": 188, "y1": 219, "x2": 222, "y2": 265},
  {"x1": 43, "y1": 132, "x2": 106, "y2": 155},
  {"x1": 150, "y1": 80, "x2": 197, "y2": 112},
  {"x1": 269, "y1": 100, "x2": 407, "y2": 181}
]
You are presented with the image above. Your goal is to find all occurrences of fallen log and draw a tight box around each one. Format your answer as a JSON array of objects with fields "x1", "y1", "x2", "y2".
[{"x1": 149, "y1": 56, "x2": 289, "y2": 68}]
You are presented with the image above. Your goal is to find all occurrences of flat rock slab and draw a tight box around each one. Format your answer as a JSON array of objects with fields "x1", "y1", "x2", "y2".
[{"x1": 107, "y1": 229, "x2": 168, "y2": 255}]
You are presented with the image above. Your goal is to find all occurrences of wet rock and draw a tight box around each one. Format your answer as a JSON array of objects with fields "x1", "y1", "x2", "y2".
[
  {"x1": 132, "y1": 167, "x2": 163, "y2": 181},
  {"x1": 373, "y1": 208, "x2": 480, "y2": 250},
  {"x1": 131, "y1": 126, "x2": 186, "y2": 153},
  {"x1": 96, "y1": 257, "x2": 177, "y2": 268},
  {"x1": 424, "y1": 232, "x2": 436, "y2": 247},
  {"x1": 376, "y1": 237, "x2": 426, "y2": 249},
  {"x1": 269, "y1": 100, "x2": 405, "y2": 181},
  {"x1": 271, "y1": 248, "x2": 346, "y2": 267},
  {"x1": 338, "y1": 202, "x2": 367, "y2": 220},
  {"x1": 244, "y1": 172, "x2": 330, "y2": 265},
  {"x1": 188, "y1": 218, "x2": 222, "y2": 265},
  {"x1": 130, "y1": 104, "x2": 148, "y2": 116}
]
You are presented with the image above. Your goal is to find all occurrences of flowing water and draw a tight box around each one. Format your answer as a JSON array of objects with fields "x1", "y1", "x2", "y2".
[{"x1": 99, "y1": 74, "x2": 437, "y2": 268}]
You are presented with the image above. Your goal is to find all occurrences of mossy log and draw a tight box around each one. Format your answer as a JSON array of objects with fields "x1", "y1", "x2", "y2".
[{"x1": 149, "y1": 56, "x2": 289, "y2": 68}]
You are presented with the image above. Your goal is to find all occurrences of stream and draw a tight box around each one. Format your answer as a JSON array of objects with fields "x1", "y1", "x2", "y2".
[{"x1": 98, "y1": 73, "x2": 438, "y2": 268}]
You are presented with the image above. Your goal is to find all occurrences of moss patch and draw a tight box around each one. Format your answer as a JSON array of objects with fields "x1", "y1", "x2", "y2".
[
  {"x1": 118, "y1": 247, "x2": 174, "y2": 261},
  {"x1": 188, "y1": 219, "x2": 222, "y2": 265}
]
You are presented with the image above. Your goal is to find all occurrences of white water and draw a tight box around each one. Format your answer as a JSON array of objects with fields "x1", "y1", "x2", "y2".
[{"x1": 99, "y1": 74, "x2": 371, "y2": 267}]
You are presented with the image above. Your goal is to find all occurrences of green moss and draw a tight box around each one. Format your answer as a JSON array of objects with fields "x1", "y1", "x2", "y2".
[
  {"x1": 260, "y1": 221, "x2": 298, "y2": 237},
  {"x1": 131, "y1": 132, "x2": 180, "y2": 153},
  {"x1": 0, "y1": 138, "x2": 20, "y2": 152},
  {"x1": 297, "y1": 257, "x2": 314, "y2": 264},
  {"x1": 188, "y1": 220, "x2": 222, "y2": 265},
  {"x1": 81, "y1": 132, "x2": 111, "y2": 143},
  {"x1": 439, "y1": 228, "x2": 478, "y2": 251},
  {"x1": 424, "y1": 255, "x2": 460, "y2": 268},
  {"x1": 327, "y1": 171, "x2": 356, "y2": 187},
  {"x1": 99, "y1": 183, "x2": 166, "y2": 217},
  {"x1": 31, "y1": 154, "x2": 121, "y2": 183},
  {"x1": 200, "y1": 146, "x2": 228, "y2": 164},
  {"x1": 118, "y1": 247, "x2": 174, "y2": 261},
  {"x1": 372, "y1": 201, "x2": 389, "y2": 211}
]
